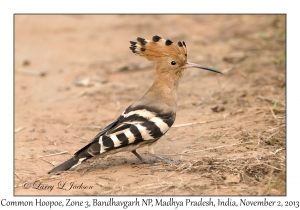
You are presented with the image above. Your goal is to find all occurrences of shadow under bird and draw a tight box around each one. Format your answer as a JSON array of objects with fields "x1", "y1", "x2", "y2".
[{"x1": 48, "y1": 35, "x2": 222, "y2": 173}]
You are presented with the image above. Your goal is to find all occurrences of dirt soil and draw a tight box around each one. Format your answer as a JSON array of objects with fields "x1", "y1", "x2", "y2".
[{"x1": 14, "y1": 15, "x2": 286, "y2": 196}]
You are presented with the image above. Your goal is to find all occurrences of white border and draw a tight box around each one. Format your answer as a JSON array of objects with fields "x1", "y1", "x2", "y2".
[{"x1": 2, "y1": 0, "x2": 298, "y2": 209}]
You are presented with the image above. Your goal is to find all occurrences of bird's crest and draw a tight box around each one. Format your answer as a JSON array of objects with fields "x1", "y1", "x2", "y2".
[{"x1": 129, "y1": 35, "x2": 187, "y2": 64}]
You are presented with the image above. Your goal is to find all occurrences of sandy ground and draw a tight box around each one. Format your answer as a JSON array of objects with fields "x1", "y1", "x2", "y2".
[{"x1": 14, "y1": 14, "x2": 286, "y2": 195}]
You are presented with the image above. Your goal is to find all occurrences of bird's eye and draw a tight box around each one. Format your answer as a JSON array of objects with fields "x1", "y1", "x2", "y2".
[{"x1": 171, "y1": 61, "x2": 176, "y2": 65}]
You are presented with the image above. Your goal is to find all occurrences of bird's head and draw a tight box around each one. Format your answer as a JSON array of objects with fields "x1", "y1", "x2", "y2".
[{"x1": 129, "y1": 35, "x2": 222, "y2": 76}]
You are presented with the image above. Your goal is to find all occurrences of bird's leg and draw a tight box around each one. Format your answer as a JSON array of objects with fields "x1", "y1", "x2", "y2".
[
  {"x1": 131, "y1": 150, "x2": 156, "y2": 164},
  {"x1": 148, "y1": 141, "x2": 180, "y2": 164}
]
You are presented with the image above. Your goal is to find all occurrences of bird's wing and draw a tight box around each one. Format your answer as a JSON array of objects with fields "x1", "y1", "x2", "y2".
[
  {"x1": 72, "y1": 116, "x2": 121, "y2": 159},
  {"x1": 92, "y1": 117, "x2": 120, "y2": 140},
  {"x1": 73, "y1": 105, "x2": 175, "y2": 160},
  {"x1": 48, "y1": 104, "x2": 176, "y2": 173}
]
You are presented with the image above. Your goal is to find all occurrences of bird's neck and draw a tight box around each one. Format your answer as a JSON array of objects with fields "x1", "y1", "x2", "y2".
[{"x1": 142, "y1": 71, "x2": 182, "y2": 108}]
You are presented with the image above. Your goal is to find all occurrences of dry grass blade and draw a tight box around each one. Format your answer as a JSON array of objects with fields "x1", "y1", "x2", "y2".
[
  {"x1": 261, "y1": 163, "x2": 282, "y2": 171},
  {"x1": 257, "y1": 95, "x2": 285, "y2": 106},
  {"x1": 14, "y1": 172, "x2": 22, "y2": 180},
  {"x1": 265, "y1": 131, "x2": 280, "y2": 140},
  {"x1": 211, "y1": 175, "x2": 219, "y2": 195},
  {"x1": 221, "y1": 67, "x2": 233, "y2": 73},
  {"x1": 270, "y1": 148, "x2": 284, "y2": 155},
  {"x1": 17, "y1": 68, "x2": 46, "y2": 77},
  {"x1": 37, "y1": 151, "x2": 69, "y2": 158},
  {"x1": 14, "y1": 127, "x2": 26, "y2": 133},
  {"x1": 73, "y1": 135, "x2": 89, "y2": 142},
  {"x1": 78, "y1": 125, "x2": 102, "y2": 129},
  {"x1": 64, "y1": 123, "x2": 72, "y2": 131},
  {"x1": 269, "y1": 106, "x2": 277, "y2": 119},
  {"x1": 216, "y1": 74, "x2": 225, "y2": 95},
  {"x1": 39, "y1": 158, "x2": 56, "y2": 167},
  {"x1": 173, "y1": 118, "x2": 223, "y2": 128}
]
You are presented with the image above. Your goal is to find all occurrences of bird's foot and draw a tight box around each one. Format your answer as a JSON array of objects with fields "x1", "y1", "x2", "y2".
[
  {"x1": 152, "y1": 154, "x2": 180, "y2": 164},
  {"x1": 141, "y1": 159, "x2": 156, "y2": 164},
  {"x1": 132, "y1": 150, "x2": 180, "y2": 165},
  {"x1": 132, "y1": 150, "x2": 156, "y2": 164}
]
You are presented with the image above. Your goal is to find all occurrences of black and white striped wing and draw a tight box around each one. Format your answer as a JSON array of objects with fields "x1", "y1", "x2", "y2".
[
  {"x1": 73, "y1": 107, "x2": 175, "y2": 160},
  {"x1": 48, "y1": 106, "x2": 175, "y2": 173}
]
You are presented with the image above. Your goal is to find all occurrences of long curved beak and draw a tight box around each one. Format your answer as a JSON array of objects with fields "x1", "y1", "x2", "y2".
[{"x1": 185, "y1": 62, "x2": 222, "y2": 74}]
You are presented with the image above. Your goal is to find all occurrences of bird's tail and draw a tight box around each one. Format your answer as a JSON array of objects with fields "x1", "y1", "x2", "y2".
[
  {"x1": 48, "y1": 142, "x2": 95, "y2": 174},
  {"x1": 48, "y1": 157, "x2": 84, "y2": 174}
]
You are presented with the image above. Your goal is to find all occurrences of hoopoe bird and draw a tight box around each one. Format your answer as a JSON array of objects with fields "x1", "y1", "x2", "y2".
[{"x1": 48, "y1": 35, "x2": 222, "y2": 173}]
